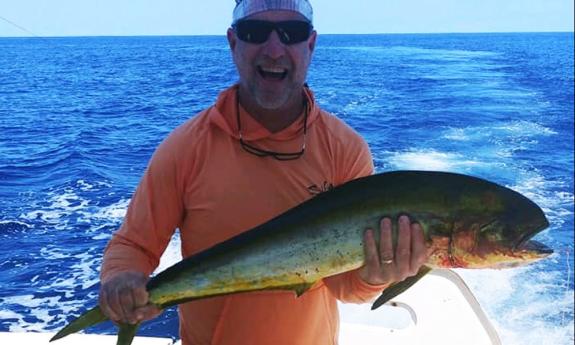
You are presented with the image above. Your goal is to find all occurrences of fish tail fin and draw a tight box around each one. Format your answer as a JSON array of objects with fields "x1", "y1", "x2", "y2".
[
  {"x1": 50, "y1": 305, "x2": 108, "y2": 342},
  {"x1": 371, "y1": 265, "x2": 432, "y2": 310},
  {"x1": 116, "y1": 323, "x2": 140, "y2": 345}
]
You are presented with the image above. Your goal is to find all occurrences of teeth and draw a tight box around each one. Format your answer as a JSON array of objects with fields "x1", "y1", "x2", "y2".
[{"x1": 260, "y1": 66, "x2": 286, "y2": 73}]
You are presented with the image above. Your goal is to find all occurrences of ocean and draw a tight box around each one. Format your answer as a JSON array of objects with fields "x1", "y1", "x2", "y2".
[{"x1": 0, "y1": 32, "x2": 573, "y2": 344}]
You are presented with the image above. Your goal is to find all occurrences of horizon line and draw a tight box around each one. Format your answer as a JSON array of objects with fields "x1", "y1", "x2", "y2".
[{"x1": 0, "y1": 30, "x2": 573, "y2": 39}]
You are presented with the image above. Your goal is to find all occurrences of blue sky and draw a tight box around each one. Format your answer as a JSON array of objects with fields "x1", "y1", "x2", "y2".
[{"x1": 0, "y1": 0, "x2": 573, "y2": 37}]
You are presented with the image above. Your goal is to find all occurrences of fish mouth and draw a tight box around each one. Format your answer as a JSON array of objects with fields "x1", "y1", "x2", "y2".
[
  {"x1": 512, "y1": 215, "x2": 550, "y2": 251},
  {"x1": 518, "y1": 240, "x2": 553, "y2": 257}
]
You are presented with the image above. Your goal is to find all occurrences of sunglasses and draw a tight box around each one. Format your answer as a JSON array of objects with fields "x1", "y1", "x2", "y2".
[{"x1": 232, "y1": 20, "x2": 313, "y2": 45}]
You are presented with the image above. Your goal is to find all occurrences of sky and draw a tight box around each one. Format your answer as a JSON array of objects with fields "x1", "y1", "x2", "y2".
[{"x1": 0, "y1": 0, "x2": 573, "y2": 37}]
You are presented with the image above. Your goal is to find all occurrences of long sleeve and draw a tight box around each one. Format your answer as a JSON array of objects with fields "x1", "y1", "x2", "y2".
[
  {"x1": 100, "y1": 132, "x2": 186, "y2": 283},
  {"x1": 324, "y1": 269, "x2": 389, "y2": 303}
]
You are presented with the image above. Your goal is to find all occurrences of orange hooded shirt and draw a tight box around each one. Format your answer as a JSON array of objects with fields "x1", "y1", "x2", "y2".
[{"x1": 101, "y1": 85, "x2": 386, "y2": 345}]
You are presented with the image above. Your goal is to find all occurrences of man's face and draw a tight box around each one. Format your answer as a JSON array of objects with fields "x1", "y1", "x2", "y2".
[{"x1": 227, "y1": 10, "x2": 317, "y2": 110}]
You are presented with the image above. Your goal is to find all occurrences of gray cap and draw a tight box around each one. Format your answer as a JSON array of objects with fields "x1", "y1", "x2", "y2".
[{"x1": 232, "y1": 0, "x2": 313, "y2": 24}]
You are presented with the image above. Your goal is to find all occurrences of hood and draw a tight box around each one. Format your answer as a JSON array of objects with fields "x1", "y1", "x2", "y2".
[{"x1": 208, "y1": 84, "x2": 320, "y2": 142}]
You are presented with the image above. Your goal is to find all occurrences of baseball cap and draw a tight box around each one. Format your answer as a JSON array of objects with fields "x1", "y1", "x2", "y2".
[{"x1": 232, "y1": 0, "x2": 314, "y2": 24}]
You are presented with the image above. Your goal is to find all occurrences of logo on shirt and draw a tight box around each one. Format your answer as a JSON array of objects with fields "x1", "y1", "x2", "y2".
[{"x1": 307, "y1": 181, "x2": 334, "y2": 196}]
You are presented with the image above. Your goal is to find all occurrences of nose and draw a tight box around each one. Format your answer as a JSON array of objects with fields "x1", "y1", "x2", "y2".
[{"x1": 260, "y1": 30, "x2": 286, "y2": 60}]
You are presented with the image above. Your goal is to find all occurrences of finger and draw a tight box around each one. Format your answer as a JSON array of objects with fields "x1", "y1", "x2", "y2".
[
  {"x1": 135, "y1": 304, "x2": 163, "y2": 322},
  {"x1": 132, "y1": 285, "x2": 149, "y2": 308},
  {"x1": 118, "y1": 288, "x2": 137, "y2": 324},
  {"x1": 410, "y1": 222, "x2": 427, "y2": 275},
  {"x1": 379, "y1": 218, "x2": 394, "y2": 265},
  {"x1": 132, "y1": 287, "x2": 151, "y2": 321},
  {"x1": 99, "y1": 288, "x2": 121, "y2": 322},
  {"x1": 395, "y1": 215, "x2": 412, "y2": 278},
  {"x1": 363, "y1": 229, "x2": 380, "y2": 270},
  {"x1": 106, "y1": 287, "x2": 124, "y2": 322}
]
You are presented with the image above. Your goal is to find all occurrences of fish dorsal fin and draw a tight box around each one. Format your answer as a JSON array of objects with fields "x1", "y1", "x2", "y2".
[{"x1": 371, "y1": 266, "x2": 432, "y2": 310}]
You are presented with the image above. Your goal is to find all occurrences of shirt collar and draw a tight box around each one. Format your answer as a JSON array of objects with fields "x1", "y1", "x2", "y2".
[{"x1": 209, "y1": 84, "x2": 319, "y2": 141}]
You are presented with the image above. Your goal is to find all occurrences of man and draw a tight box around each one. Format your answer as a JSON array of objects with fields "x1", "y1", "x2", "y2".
[{"x1": 98, "y1": 1, "x2": 429, "y2": 344}]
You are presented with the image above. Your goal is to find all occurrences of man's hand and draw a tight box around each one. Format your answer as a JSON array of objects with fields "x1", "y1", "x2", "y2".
[
  {"x1": 359, "y1": 215, "x2": 428, "y2": 286},
  {"x1": 99, "y1": 271, "x2": 162, "y2": 325}
]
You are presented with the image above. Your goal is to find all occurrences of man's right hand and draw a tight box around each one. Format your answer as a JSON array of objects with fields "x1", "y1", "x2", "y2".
[{"x1": 99, "y1": 271, "x2": 162, "y2": 325}]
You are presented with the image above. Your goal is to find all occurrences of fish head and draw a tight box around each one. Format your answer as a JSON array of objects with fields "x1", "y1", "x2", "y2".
[
  {"x1": 448, "y1": 199, "x2": 553, "y2": 269},
  {"x1": 461, "y1": 220, "x2": 552, "y2": 269},
  {"x1": 382, "y1": 171, "x2": 554, "y2": 269}
]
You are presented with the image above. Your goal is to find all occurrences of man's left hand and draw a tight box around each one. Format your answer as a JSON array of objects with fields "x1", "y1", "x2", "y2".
[{"x1": 359, "y1": 215, "x2": 429, "y2": 286}]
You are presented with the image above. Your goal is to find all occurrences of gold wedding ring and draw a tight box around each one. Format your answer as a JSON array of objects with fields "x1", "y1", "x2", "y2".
[{"x1": 381, "y1": 258, "x2": 394, "y2": 265}]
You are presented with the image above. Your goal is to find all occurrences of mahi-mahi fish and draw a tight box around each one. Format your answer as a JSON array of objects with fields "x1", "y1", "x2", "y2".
[{"x1": 50, "y1": 170, "x2": 552, "y2": 345}]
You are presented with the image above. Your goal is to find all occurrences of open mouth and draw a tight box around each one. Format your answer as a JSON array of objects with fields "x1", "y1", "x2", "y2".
[
  {"x1": 258, "y1": 66, "x2": 288, "y2": 81},
  {"x1": 513, "y1": 216, "x2": 550, "y2": 251},
  {"x1": 519, "y1": 240, "x2": 553, "y2": 256}
]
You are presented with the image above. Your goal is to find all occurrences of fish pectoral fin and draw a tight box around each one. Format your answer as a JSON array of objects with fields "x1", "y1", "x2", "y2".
[
  {"x1": 289, "y1": 282, "x2": 315, "y2": 297},
  {"x1": 117, "y1": 322, "x2": 140, "y2": 345},
  {"x1": 371, "y1": 265, "x2": 432, "y2": 310},
  {"x1": 50, "y1": 305, "x2": 108, "y2": 342}
]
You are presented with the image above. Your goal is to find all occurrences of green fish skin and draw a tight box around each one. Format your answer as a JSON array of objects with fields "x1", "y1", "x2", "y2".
[{"x1": 50, "y1": 170, "x2": 551, "y2": 345}]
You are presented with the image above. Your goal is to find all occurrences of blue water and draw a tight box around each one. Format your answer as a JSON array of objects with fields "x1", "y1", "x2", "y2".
[{"x1": 0, "y1": 33, "x2": 573, "y2": 344}]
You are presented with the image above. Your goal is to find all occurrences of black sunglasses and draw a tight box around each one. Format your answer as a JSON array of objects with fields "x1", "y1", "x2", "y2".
[
  {"x1": 236, "y1": 90, "x2": 308, "y2": 161},
  {"x1": 232, "y1": 20, "x2": 313, "y2": 45}
]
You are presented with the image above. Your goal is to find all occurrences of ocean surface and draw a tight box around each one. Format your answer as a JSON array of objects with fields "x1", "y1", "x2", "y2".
[{"x1": 0, "y1": 33, "x2": 573, "y2": 344}]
